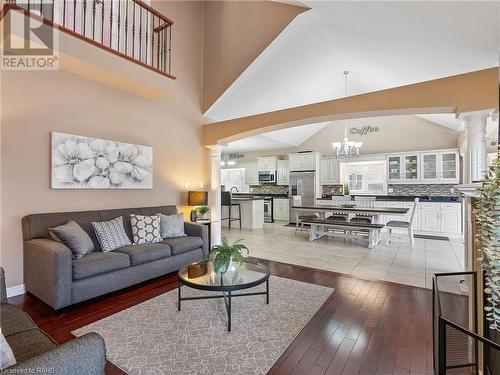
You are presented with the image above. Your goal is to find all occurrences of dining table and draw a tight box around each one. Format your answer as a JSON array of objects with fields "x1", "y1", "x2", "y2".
[{"x1": 291, "y1": 204, "x2": 410, "y2": 248}]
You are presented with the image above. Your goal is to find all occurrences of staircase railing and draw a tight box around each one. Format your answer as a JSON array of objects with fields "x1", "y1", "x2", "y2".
[
  {"x1": 3, "y1": 0, "x2": 174, "y2": 78},
  {"x1": 433, "y1": 271, "x2": 500, "y2": 374}
]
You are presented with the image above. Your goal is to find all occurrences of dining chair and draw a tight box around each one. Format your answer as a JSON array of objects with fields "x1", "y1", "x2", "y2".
[
  {"x1": 385, "y1": 198, "x2": 419, "y2": 248},
  {"x1": 349, "y1": 196, "x2": 376, "y2": 224},
  {"x1": 292, "y1": 196, "x2": 318, "y2": 234},
  {"x1": 326, "y1": 196, "x2": 350, "y2": 221}
]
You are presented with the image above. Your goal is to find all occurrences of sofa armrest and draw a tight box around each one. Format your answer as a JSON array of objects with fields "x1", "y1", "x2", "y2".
[
  {"x1": 0, "y1": 267, "x2": 6, "y2": 303},
  {"x1": 184, "y1": 222, "x2": 209, "y2": 257},
  {"x1": 8, "y1": 332, "x2": 106, "y2": 375},
  {"x1": 23, "y1": 239, "x2": 73, "y2": 310}
]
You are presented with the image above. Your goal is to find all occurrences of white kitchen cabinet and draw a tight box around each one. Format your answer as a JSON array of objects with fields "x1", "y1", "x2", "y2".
[
  {"x1": 241, "y1": 162, "x2": 258, "y2": 185},
  {"x1": 420, "y1": 202, "x2": 461, "y2": 236},
  {"x1": 376, "y1": 200, "x2": 460, "y2": 237},
  {"x1": 421, "y1": 150, "x2": 459, "y2": 183},
  {"x1": 257, "y1": 156, "x2": 277, "y2": 172},
  {"x1": 440, "y1": 152, "x2": 459, "y2": 182},
  {"x1": 288, "y1": 153, "x2": 320, "y2": 171},
  {"x1": 273, "y1": 198, "x2": 289, "y2": 221},
  {"x1": 387, "y1": 155, "x2": 403, "y2": 181},
  {"x1": 277, "y1": 160, "x2": 289, "y2": 185},
  {"x1": 319, "y1": 158, "x2": 340, "y2": 185},
  {"x1": 387, "y1": 153, "x2": 419, "y2": 182}
]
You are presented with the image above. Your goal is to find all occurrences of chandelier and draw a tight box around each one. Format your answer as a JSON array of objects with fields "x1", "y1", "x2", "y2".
[{"x1": 331, "y1": 71, "x2": 362, "y2": 158}]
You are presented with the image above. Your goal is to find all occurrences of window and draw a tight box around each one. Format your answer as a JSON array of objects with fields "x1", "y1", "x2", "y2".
[
  {"x1": 221, "y1": 168, "x2": 248, "y2": 192},
  {"x1": 340, "y1": 160, "x2": 387, "y2": 195}
]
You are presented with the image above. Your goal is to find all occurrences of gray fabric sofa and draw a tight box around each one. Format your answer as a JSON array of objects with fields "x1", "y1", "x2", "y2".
[
  {"x1": 0, "y1": 268, "x2": 106, "y2": 374},
  {"x1": 22, "y1": 205, "x2": 209, "y2": 310}
]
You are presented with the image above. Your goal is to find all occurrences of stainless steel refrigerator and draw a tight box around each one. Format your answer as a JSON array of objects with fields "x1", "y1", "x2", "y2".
[{"x1": 289, "y1": 171, "x2": 316, "y2": 224}]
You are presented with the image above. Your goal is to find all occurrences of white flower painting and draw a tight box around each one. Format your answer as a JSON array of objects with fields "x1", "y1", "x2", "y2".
[{"x1": 51, "y1": 132, "x2": 153, "y2": 189}]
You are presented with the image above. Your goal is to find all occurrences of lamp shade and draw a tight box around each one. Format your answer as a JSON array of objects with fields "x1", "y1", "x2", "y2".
[{"x1": 188, "y1": 191, "x2": 208, "y2": 206}]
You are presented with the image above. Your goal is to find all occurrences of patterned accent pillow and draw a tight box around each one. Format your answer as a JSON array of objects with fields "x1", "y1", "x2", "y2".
[
  {"x1": 158, "y1": 213, "x2": 186, "y2": 238},
  {"x1": 130, "y1": 214, "x2": 162, "y2": 245},
  {"x1": 92, "y1": 216, "x2": 132, "y2": 252}
]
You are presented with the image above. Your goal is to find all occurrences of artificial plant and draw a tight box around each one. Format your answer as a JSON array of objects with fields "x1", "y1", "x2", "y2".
[
  {"x1": 474, "y1": 152, "x2": 500, "y2": 331},
  {"x1": 208, "y1": 237, "x2": 249, "y2": 274},
  {"x1": 196, "y1": 206, "x2": 210, "y2": 215}
]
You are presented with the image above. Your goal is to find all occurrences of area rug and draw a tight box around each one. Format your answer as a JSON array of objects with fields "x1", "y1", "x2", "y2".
[{"x1": 73, "y1": 276, "x2": 332, "y2": 375}]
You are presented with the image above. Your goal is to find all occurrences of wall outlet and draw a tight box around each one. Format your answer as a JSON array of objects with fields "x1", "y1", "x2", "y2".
[
  {"x1": 388, "y1": 188, "x2": 394, "y2": 193},
  {"x1": 450, "y1": 188, "x2": 455, "y2": 194}
]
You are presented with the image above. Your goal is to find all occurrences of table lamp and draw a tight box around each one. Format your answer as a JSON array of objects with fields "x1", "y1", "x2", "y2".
[{"x1": 188, "y1": 191, "x2": 208, "y2": 222}]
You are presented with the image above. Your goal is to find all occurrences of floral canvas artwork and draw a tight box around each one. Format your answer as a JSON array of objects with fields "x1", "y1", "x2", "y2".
[{"x1": 51, "y1": 132, "x2": 153, "y2": 189}]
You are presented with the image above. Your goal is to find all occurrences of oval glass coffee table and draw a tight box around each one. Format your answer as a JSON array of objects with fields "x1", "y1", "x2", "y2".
[{"x1": 178, "y1": 260, "x2": 270, "y2": 332}]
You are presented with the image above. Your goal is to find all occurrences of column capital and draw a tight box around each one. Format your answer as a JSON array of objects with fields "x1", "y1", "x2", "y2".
[
  {"x1": 206, "y1": 144, "x2": 225, "y2": 152},
  {"x1": 459, "y1": 109, "x2": 495, "y2": 122}
]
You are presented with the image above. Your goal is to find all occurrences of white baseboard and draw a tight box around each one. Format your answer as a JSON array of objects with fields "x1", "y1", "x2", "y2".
[{"x1": 7, "y1": 284, "x2": 26, "y2": 298}]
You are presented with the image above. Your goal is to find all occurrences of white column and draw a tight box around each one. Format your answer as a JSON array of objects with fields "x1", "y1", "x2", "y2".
[
  {"x1": 462, "y1": 112, "x2": 489, "y2": 183},
  {"x1": 208, "y1": 145, "x2": 222, "y2": 246}
]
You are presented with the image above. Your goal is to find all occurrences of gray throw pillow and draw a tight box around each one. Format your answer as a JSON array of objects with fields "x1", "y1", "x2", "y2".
[
  {"x1": 92, "y1": 216, "x2": 132, "y2": 252},
  {"x1": 130, "y1": 214, "x2": 162, "y2": 245},
  {"x1": 158, "y1": 213, "x2": 186, "y2": 238},
  {"x1": 49, "y1": 220, "x2": 94, "y2": 260}
]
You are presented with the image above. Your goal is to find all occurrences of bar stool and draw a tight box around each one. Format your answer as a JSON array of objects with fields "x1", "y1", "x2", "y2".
[
  {"x1": 221, "y1": 191, "x2": 241, "y2": 230},
  {"x1": 349, "y1": 196, "x2": 376, "y2": 224}
]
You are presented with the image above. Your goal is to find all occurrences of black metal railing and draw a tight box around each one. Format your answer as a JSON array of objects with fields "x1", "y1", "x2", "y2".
[
  {"x1": 433, "y1": 271, "x2": 500, "y2": 374},
  {"x1": 3, "y1": 0, "x2": 174, "y2": 78}
]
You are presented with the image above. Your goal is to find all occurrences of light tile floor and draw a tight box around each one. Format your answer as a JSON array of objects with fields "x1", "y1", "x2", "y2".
[{"x1": 222, "y1": 222, "x2": 465, "y2": 289}]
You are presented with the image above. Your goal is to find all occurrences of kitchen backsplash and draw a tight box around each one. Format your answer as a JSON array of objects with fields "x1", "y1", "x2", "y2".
[
  {"x1": 249, "y1": 185, "x2": 289, "y2": 195},
  {"x1": 322, "y1": 184, "x2": 457, "y2": 197},
  {"x1": 388, "y1": 184, "x2": 458, "y2": 197},
  {"x1": 322, "y1": 185, "x2": 343, "y2": 196}
]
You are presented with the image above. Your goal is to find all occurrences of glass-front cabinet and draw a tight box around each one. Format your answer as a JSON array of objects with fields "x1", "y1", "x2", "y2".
[
  {"x1": 440, "y1": 152, "x2": 459, "y2": 181},
  {"x1": 421, "y1": 153, "x2": 438, "y2": 182},
  {"x1": 403, "y1": 154, "x2": 419, "y2": 181},
  {"x1": 387, "y1": 156, "x2": 402, "y2": 181}
]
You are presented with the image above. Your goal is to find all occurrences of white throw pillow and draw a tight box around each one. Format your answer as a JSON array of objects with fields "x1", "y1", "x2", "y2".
[
  {"x1": 0, "y1": 330, "x2": 16, "y2": 370},
  {"x1": 158, "y1": 213, "x2": 186, "y2": 238},
  {"x1": 92, "y1": 216, "x2": 132, "y2": 252},
  {"x1": 130, "y1": 214, "x2": 162, "y2": 245}
]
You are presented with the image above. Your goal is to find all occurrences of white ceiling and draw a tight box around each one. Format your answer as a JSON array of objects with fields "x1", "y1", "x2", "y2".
[
  {"x1": 224, "y1": 121, "x2": 329, "y2": 152},
  {"x1": 225, "y1": 114, "x2": 499, "y2": 153},
  {"x1": 206, "y1": 1, "x2": 500, "y2": 124}
]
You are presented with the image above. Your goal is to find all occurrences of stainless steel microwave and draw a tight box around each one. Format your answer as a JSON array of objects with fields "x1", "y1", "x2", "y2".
[{"x1": 258, "y1": 171, "x2": 276, "y2": 184}]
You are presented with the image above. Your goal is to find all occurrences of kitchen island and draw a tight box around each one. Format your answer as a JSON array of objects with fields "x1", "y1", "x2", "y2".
[{"x1": 221, "y1": 197, "x2": 264, "y2": 230}]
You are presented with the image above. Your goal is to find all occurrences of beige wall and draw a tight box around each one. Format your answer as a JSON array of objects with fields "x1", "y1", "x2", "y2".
[
  {"x1": 1, "y1": 1, "x2": 205, "y2": 288},
  {"x1": 202, "y1": 1, "x2": 307, "y2": 112},
  {"x1": 231, "y1": 115, "x2": 460, "y2": 162}
]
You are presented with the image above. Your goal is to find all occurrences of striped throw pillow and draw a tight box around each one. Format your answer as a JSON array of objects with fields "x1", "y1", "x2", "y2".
[{"x1": 92, "y1": 216, "x2": 132, "y2": 252}]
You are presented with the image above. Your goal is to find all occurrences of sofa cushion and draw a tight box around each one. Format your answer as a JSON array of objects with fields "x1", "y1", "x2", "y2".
[
  {"x1": 72, "y1": 251, "x2": 131, "y2": 280},
  {"x1": 115, "y1": 244, "x2": 171, "y2": 266},
  {"x1": 0, "y1": 304, "x2": 37, "y2": 337},
  {"x1": 130, "y1": 214, "x2": 162, "y2": 245},
  {"x1": 92, "y1": 216, "x2": 132, "y2": 252},
  {"x1": 49, "y1": 220, "x2": 94, "y2": 260},
  {"x1": 5, "y1": 329, "x2": 57, "y2": 363},
  {"x1": 161, "y1": 236, "x2": 203, "y2": 255}
]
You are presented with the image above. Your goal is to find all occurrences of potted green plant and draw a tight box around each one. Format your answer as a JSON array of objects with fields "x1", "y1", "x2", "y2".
[
  {"x1": 474, "y1": 152, "x2": 500, "y2": 331},
  {"x1": 208, "y1": 237, "x2": 249, "y2": 274},
  {"x1": 196, "y1": 206, "x2": 210, "y2": 220},
  {"x1": 343, "y1": 182, "x2": 350, "y2": 196}
]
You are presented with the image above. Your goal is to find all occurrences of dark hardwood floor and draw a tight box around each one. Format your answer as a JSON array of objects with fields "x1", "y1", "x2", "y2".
[{"x1": 9, "y1": 259, "x2": 434, "y2": 375}]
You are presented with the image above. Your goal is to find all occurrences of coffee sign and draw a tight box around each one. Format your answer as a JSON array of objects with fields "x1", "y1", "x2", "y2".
[{"x1": 349, "y1": 126, "x2": 379, "y2": 136}]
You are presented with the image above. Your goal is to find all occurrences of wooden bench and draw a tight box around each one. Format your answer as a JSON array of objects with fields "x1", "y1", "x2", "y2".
[{"x1": 300, "y1": 219, "x2": 385, "y2": 249}]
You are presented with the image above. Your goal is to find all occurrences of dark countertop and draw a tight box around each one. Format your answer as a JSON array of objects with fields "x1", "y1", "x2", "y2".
[
  {"x1": 231, "y1": 197, "x2": 265, "y2": 202},
  {"x1": 292, "y1": 205, "x2": 409, "y2": 214},
  {"x1": 231, "y1": 193, "x2": 289, "y2": 199},
  {"x1": 317, "y1": 195, "x2": 460, "y2": 203}
]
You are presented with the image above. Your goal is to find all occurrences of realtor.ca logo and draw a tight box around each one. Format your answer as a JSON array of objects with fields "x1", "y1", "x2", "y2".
[{"x1": 1, "y1": 3, "x2": 59, "y2": 70}]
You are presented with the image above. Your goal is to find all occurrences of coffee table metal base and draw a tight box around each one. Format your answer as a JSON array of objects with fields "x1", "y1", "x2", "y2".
[{"x1": 177, "y1": 279, "x2": 270, "y2": 332}]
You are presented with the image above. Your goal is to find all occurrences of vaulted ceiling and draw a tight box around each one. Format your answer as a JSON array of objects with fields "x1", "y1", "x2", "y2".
[{"x1": 205, "y1": 1, "x2": 500, "y2": 130}]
